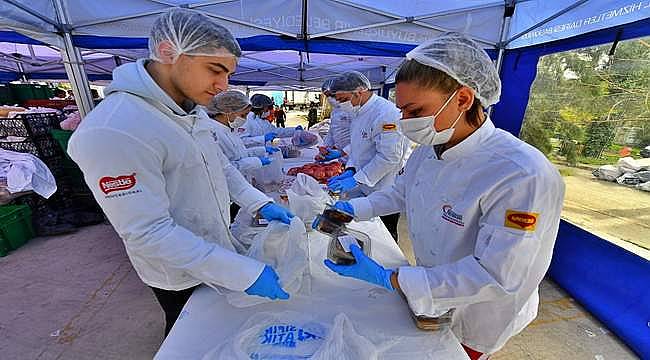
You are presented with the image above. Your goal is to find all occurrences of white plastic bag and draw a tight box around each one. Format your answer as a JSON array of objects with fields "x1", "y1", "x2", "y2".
[
  {"x1": 637, "y1": 181, "x2": 650, "y2": 192},
  {"x1": 287, "y1": 173, "x2": 333, "y2": 227},
  {"x1": 230, "y1": 211, "x2": 266, "y2": 254},
  {"x1": 592, "y1": 164, "x2": 621, "y2": 181},
  {"x1": 311, "y1": 313, "x2": 379, "y2": 360},
  {"x1": 617, "y1": 156, "x2": 641, "y2": 173},
  {"x1": 227, "y1": 218, "x2": 310, "y2": 307},
  {"x1": 253, "y1": 151, "x2": 284, "y2": 187},
  {"x1": 202, "y1": 312, "x2": 377, "y2": 360}
]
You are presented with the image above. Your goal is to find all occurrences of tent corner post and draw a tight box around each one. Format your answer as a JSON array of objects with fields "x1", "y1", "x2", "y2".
[{"x1": 53, "y1": 0, "x2": 94, "y2": 117}]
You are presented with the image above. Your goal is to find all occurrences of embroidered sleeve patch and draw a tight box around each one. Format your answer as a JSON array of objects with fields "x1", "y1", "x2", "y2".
[
  {"x1": 382, "y1": 123, "x2": 397, "y2": 131},
  {"x1": 504, "y1": 209, "x2": 539, "y2": 231},
  {"x1": 237, "y1": 127, "x2": 246, "y2": 133},
  {"x1": 99, "y1": 173, "x2": 136, "y2": 194}
]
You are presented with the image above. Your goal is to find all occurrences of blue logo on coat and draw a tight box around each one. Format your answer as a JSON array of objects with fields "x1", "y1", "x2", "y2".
[{"x1": 441, "y1": 205, "x2": 464, "y2": 227}]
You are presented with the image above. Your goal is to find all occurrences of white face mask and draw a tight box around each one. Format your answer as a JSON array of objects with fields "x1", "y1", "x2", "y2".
[
  {"x1": 400, "y1": 90, "x2": 463, "y2": 146},
  {"x1": 261, "y1": 111, "x2": 271, "y2": 118},
  {"x1": 228, "y1": 116, "x2": 246, "y2": 129},
  {"x1": 338, "y1": 100, "x2": 354, "y2": 113}
]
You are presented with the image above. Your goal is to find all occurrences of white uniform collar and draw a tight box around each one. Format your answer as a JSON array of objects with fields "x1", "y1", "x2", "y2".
[
  {"x1": 440, "y1": 118, "x2": 496, "y2": 161},
  {"x1": 357, "y1": 93, "x2": 378, "y2": 116}
]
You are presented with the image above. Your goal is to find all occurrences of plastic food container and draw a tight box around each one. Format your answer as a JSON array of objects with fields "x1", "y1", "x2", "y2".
[{"x1": 326, "y1": 228, "x2": 371, "y2": 265}]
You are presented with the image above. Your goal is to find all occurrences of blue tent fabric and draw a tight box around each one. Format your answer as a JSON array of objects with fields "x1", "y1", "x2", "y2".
[
  {"x1": 0, "y1": 31, "x2": 45, "y2": 45},
  {"x1": 549, "y1": 221, "x2": 650, "y2": 358}
]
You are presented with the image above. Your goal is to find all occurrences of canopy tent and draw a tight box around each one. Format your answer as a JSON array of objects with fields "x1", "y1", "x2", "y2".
[
  {"x1": 0, "y1": 43, "x2": 404, "y2": 88},
  {"x1": 1, "y1": 1, "x2": 650, "y2": 357}
]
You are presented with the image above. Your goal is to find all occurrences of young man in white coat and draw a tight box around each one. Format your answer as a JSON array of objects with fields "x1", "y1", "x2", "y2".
[
  {"x1": 326, "y1": 71, "x2": 410, "y2": 242},
  {"x1": 68, "y1": 9, "x2": 294, "y2": 336},
  {"x1": 323, "y1": 33, "x2": 565, "y2": 359}
]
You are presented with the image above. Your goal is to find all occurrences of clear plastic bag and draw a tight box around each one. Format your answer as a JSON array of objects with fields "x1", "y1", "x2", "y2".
[
  {"x1": 253, "y1": 151, "x2": 284, "y2": 189},
  {"x1": 286, "y1": 173, "x2": 333, "y2": 227},
  {"x1": 227, "y1": 218, "x2": 310, "y2": 307},
  {"x1": 202, "y1": 312, "x2": 378, "y2": 360}
]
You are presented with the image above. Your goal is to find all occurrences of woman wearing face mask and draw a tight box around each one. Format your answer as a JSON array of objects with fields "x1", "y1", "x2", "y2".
[
  {"x1": 206, "y1": 91, "x2": 278, "y2": 180},
  {"x1": 237, "y1": 94, "x2": 302, "y2": 147},
  {"x1": 323, "y1": 33, "x2": 565, "y2": 359}
]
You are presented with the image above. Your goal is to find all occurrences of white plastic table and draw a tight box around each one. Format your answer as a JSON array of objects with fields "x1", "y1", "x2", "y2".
[{"x1": 155, "y1": 146, "x2": 468, "y2": 359}]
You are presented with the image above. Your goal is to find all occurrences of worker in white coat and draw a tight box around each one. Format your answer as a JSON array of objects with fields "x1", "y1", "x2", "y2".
[
  {"x1": 326, "y1": 71, "x2": 410, "y2": 242},
  {"x1": 323, "y1": 33, "x2": 565, "y2": 359},
  {"x1": 68, "y1": 8, "x2": 294, "y2": 337},
  {"x1": 205, "y1": 90, "x2": 282, "y2": 220},
  {"x1": 237, "y1": 94, "x2": 302, "y2": 147},
  {"x1": 205, "y1": 90, "x2": 280, "y2": 178},
  {"x1": 320, "y1": 78, "x2": 352, "y2": 160}
]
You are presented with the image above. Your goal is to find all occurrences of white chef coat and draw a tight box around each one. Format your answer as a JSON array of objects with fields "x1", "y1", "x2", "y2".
[
  {"x1": 346, "y1": 94, "x2": 411, "y2": 195},
  {"x1": 350, "y1": 119, "x2": 565, "y2": 354},
  {"x1": 68, "y1": 59, "x2": 272, "y2": 292},
  {"x1": 238, "y1": 114, "x2": 295, "y2": 147}
]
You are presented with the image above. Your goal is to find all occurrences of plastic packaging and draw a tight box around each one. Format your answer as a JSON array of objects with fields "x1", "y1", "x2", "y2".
[{"x1": 227, "y1": 218, "x2": 310, "y2": 308}]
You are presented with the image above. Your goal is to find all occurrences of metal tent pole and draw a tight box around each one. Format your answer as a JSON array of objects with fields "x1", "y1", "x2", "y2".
[{"x1": 53, "y1": 0, "x2": 94, "y2": 117}]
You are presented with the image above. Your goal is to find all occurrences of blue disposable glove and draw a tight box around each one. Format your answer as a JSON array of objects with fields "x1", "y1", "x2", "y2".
[
  {"x1": 327, "y1": 169, "x2": 354, "y2": 186},
  {"x1": 258, "y1": 203, "x2": 294, "y2": 224},
  {"x1": 328, "y1": 176, "x2": 358, "y2": 193},
  {"x1": 311, "y1": 201, "x2": 354, "y2": 231},
  {"x1": 259, "y1": 156, "x2": 272, "y2": 166},
  {"x1": 324, "y1": 245, "x2": 394, "y2": 291},
  {"x1": 264, "y1": 132, "x2": 277, "y2": 142},
  {"x1": 295, "y1": 125, "x2": 303, "y2": 131},
  {"x1": 323, "y1": 149, "x2": 343, "y2": 161},
  {"x1": 333, "y1": 201, "x2": 354, "y2": 216},
  {"x1": 265, "y1": 145, "x2": 280, "y2": 154},
  {"x1": 245, "y1": 265, "x2": 290, "y2": 300}
]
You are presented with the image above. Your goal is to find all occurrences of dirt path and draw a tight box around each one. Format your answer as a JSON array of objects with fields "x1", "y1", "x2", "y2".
[{"x1": 557, "y1": 165, "x2": 650, "y2": 253}]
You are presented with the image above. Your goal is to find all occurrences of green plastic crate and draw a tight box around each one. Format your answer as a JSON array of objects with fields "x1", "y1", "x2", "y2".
[
  {"x1": 50, "y1": 129, "x2": 73, "y2": 158},
  {"x1": 8, "y1": 84, "x2": 35, "y2": 103},
  {"x1": 0, "y1": 205, "x2": 34, "y2": 256},
  {"x1": 0, "y1": 84, "x2": 15, "y2": 105}
]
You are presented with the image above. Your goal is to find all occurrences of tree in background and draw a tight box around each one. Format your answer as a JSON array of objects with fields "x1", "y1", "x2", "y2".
[{"x1": 519, "y1": 36, "x2": 650, "y2": 163}]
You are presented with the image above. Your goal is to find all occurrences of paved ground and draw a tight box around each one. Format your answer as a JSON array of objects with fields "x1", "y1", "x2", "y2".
[
  {"x1": 0, "y1": 222, "x2": 638, "y2": 359},
  {"x1": 557, "y1": 165, "x2": 650, "y2": 256}
]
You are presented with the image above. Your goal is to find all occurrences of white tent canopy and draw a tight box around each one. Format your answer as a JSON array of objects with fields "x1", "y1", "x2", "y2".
[{"x1": 1, "y1": 0, "x2": 649, "y2": 115}]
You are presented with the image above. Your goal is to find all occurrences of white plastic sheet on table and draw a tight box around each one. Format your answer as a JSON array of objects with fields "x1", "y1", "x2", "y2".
[
  {"x1": 155, "y1": 216, "x2": 468, "y2": 360},
  {"x1": 154, "y1": 145, "x2": 468, "y2": 359}
]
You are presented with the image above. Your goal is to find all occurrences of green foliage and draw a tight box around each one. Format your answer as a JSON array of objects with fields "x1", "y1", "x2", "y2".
[
  {"x1": 520, "y1": 36, "x2": 650, "y2": 162},
  {"x1": 520, "y1": 118, "x2": 552, "y2": 155},
  {"x1": 583, "y1": 120, "x2": 615, "y2": 158}
]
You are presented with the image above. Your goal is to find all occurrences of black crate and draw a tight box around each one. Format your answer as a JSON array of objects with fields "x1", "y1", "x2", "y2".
[
  {"x1": 0, "y1": 140, "x2": 39, "y2": 156},
  {"x1": 0, "y1": 118, "x2": 30, "y2": 138},
  {"x1": 0, "y1": 112, "x2": 61, "y2": 138},
  {"x1": 14, "y1": 112, "x2": 61, "y2": 137}
]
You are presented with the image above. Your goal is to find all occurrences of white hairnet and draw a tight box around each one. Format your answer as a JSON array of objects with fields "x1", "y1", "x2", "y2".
[
  {"x1": 329, "y1": 71, "x2": 371, "y2": 93},
  {"x1": 250, "y1": 94, "x2": 274, "y2": 109},
  {"x1": 321, "y1": 78, "x2": 334, "y2": 93},
  {"x1": 207, "y1": 90, "x2": 250, "y2": 115},
  {"x1": 149, "y1": 8, "x2": 241, "y2": 64},
  {"x1": 405, "y1": 32, "x2": 501, "y2": 106}
]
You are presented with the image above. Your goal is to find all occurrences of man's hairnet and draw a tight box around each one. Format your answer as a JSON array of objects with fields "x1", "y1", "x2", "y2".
[
  {"x1": 405, "y1": 32, "x2": 501, "y2": 106},
  {"x1": 207, "y1": 90, "x2": 250, "y2": 115},
  {"x1": 250, "y1": 94, "x2": 274, "y2": 109},
  {"x1": 329, "y1": 71, "x2": 371, "y2": 93},
  {"x1": 149, "y1": 8, "x2": 241, "y2": 64},
  {"x1": 321, "y1": 78, "x2": 334, "y2": 93}
]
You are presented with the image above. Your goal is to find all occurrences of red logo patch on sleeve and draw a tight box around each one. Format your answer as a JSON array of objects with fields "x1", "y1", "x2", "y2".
[
  {"x1": 99, "y1": 173, "x2": 137, "y2": 194},
  {"x1": 237, "y1": 127, "x2": 246, "y2": 133}
]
